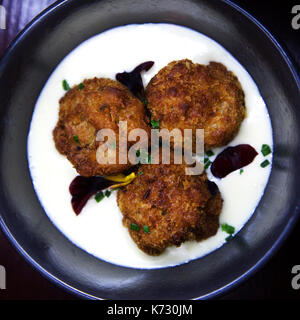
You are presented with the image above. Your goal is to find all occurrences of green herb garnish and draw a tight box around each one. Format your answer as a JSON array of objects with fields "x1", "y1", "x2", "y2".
[
  {"x1": 205, "y1": 150, "x2": 214, "y2": 157},
  {"x1": 105, "y1": 190, "x2": 111, "y2": 198},
  {"x1": 204, "y1": 160, "x2": 212, "y2": 170},
  {"x1": 130, "y1": 223, "x2": 140, "y2": 231},
  {"x1": 142, "y1": 98, "x2": 148, "y2": 107},
  {"x1": 136, "y1": 149, "x2": 152, "y2": 164},
  {"x1": 95, "y1": 191, "x2": 105, "y2": 203},
  {"x1": 221, "y1": 223, "x2": 235, "y2": 235},
  {"x1": 151, "y1": 119, "x2": 160, "y2": 129},
  {"x1": 73, "y1": 134, "x2": 79, "y2": 144},
  {"x1": 240, "y1": 168, "x2": 244, "y2": 174},
  {"x1": 138, "y1": 171, "x2": 143, "y2": 175},
  {"x1": 225, "y1": 235, "x2": 233, "y2": 242},
  {"x1": 78, "y1": 83, "x2": 84, "y2": 90},
  {"x1": 143, "y1": 225, "x2": 150, "y2": 233},
  {"x1": 260, "y1": 159, "x2": 270, "y2": 168},
  {"x1": 261, "y1": 144, "x2": 272, "y2": 157},
  {"x1": 204, "y1": 157, "x2": 209, "y2": 164},
  {"x1": 62, "y1": 79, "x2": 70, "y2": 91},
  {"x1": 147, "y1": 154, "x2": 152, "y2": 164}
]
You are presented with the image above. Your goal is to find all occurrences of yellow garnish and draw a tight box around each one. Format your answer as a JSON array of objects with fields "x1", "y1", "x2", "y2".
[
  {"x1": 104, "y1": 172, "x2": 136, "y2": 182},
  {"x1": 110, "y1": 180, "x2": 134, "y2": 189},
  {"x1": 104, "y1": 172, "x2": 136, "y2": 189}
]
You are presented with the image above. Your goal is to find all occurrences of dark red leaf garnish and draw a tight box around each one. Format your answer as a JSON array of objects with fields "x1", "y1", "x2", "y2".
[
  {"x1": 69, "y1": 176, "x2": 115, "y2": 215},
  {"x1": 210, "y1": 144, "x2": 258, "y2": 178},
  {"x1": 116, "y1": 61, "x2": 154, "y2": 100}
]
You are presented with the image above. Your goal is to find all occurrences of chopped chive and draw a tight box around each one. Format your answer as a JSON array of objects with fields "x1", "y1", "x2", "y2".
[
  {"x1": 142, "y1": 98, "x2": 148, "y2": 107},
  {"x1": 240, "y1": 168, "x2": 244, "y2": 174},
  {"x1": 204, "y1": 157, "x2": 209, "y2": 164},
  {"x1": 95, "y1": 191, "x2": 105, "y2": 203},
  {"x1": 62, "y1": 79, "x2": 70, "y2": 91},
  {"x1": 130, "y1": 223, "x2": 140, "y2": 231},
  {"x1": 151, "y1": 119, "x2": 160, "y2": 129},
  {"x1": 204, "y1": 160, "x2": 212, "y2": 169},
  {"x1": 105, "y1": 190, "x2": 111, "y2": 198},
  {"x1": 73, "y1": 134, "x2": 79, "y2": 144},
  {"x1": 221, "y1": 223, "x2": 235, "y2": 235},
  {"x1": 261, "y1": 144, "x2": 272, "y2": 157},
  {"x1": 138, "y1": 171, "x2": 143, "y2": 175},
  {"x1": 136, "y1": 149, "x2": 151, "y2": 164},
  {"x1": 225, "y1": 234, "x2": 233, "y2": 241},
  {"x1": 78, "y1": 83, "x2": 84, "y2": 90},
  {"x1": 205, "y1": 150, "x2": 214, "y2": 157},
  {"x1": 260, "y1": 159, "x2": 270, "y2": 168},
  {"x1": 143, "y1": 225, "x2": 150, "y2": 233}
]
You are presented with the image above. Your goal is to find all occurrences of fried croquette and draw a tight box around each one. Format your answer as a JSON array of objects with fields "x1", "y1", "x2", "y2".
[
  {"x1": 117, "y1": 151, "x2": 223, "y2": 255},
  {"x1": 53, "y1": 78, "x2": 150, "y2": 176},
  {"x1": 146, "y1": 59, "x2": 246, "y2": 150}
]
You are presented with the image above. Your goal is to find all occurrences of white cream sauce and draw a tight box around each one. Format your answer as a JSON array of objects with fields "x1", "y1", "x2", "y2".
[{"x1": 27, "y1": 24, "x2": 273, "y2": 269}]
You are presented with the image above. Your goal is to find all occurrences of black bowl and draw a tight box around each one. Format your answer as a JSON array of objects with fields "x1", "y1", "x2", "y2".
[{"x1": 0, "y1": 0, "x2": 299, "y2": 300}]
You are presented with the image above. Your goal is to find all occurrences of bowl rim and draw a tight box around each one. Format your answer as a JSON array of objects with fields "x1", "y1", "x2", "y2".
[{"x1": 0, "y1": 0, "x2": 299, "y2": 300}]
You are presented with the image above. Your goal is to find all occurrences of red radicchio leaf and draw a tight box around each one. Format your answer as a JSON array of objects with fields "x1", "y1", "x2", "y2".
[
  {"x1": 211, "y1": 144, "x2": 258, "y2": 178},
  {"x1": 116, "y1": 61, "x2": 154, "y2": 101}
]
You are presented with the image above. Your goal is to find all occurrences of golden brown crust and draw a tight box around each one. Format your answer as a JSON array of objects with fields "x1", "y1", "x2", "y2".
[
  {"x1": 117, "y1": 152, "x2": 223, "y2": 255},
  {"x1": 146, "y1": 59, "x2": 245, "y2": 150},
  {"x1": 53, "y1": 78, "x2": 150, "y2": 176}
]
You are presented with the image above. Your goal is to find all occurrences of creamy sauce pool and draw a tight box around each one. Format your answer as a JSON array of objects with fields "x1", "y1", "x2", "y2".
[{"x1": 27, "y1": 24, "x2": 273, "y2": 269}]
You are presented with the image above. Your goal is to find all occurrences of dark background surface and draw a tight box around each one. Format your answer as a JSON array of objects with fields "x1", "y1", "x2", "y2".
[{"x1": 0, "y1": 0, "x2": 299, "y2": 300}]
